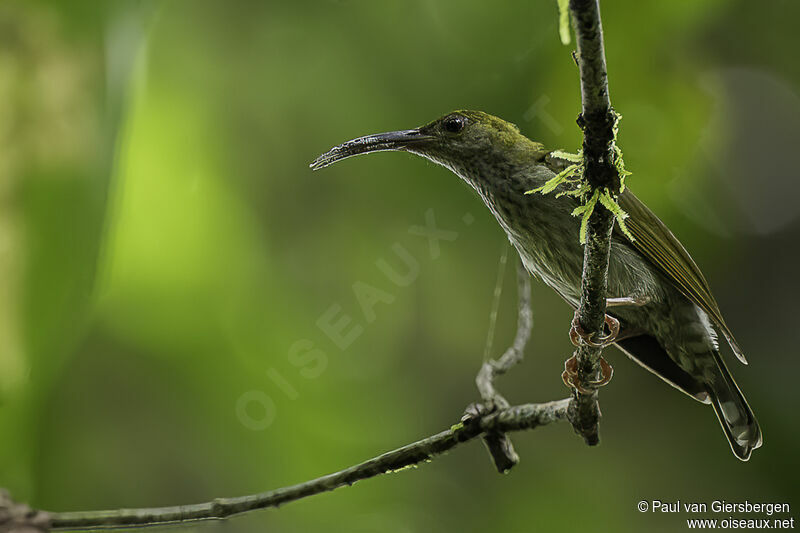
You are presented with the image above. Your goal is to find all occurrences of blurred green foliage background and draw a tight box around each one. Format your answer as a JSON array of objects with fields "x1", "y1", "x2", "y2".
[{"x1": 1, "y1": 1, "x2": 799, "y2": 531}]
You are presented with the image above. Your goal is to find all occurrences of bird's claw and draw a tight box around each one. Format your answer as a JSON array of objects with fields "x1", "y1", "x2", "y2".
[
  {"x1": 569, "y1": 311, "x2": 620, "y2": 348},
  {"x1": 561, "y1": 355, "x2": 614, "y2": 394}
]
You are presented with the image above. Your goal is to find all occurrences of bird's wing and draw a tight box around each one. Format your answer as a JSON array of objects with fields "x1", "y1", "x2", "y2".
[{"x1": 616, "y1": 190, "x2": 747, "y2": 364}]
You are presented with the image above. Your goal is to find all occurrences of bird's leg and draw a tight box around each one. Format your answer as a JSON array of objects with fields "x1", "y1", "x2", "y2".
[
  {"x1": 562, "y1": 311, "x2": 617, "y2": 393},
  {"x1": 605, "y1": 295, "x2": 650, "y2": 308},
  {"x1": 562, "y1": 295, "x2": 647, "y2": 394}
]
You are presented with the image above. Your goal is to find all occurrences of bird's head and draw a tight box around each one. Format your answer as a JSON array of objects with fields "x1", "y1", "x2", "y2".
[{"x1": 310, "y1": 110, "x2": 546, "y2": 188}]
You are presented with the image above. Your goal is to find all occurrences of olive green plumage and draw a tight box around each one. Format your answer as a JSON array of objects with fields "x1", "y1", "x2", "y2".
[{"x1": 311, "y1": 110, "x2": 762, "y2": 461}]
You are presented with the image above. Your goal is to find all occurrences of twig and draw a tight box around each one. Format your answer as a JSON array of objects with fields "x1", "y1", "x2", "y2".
[
  {"x1": 566, "y1": 0, "x2": 620, "y2": 445},
  {"x1": 476, "y1": 258, "x2": 533, "y2": 404},
  {"x1": 473, "y1": 256, "x2": 533, "y2": 472},
  {"x1": 0, "y1": 490, "x2": 51, "y2": 533},
  {"x1": 32, "y1": 400, "x2": 570, "y2": 530},
  {"x1": 481, "y1": 243, "x2": 510, "y2": 362}
]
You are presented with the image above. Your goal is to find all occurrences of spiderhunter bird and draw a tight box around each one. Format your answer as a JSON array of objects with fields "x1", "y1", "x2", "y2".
[{"x1": 310, "y1": 110, "x2": 762, "y2": 461}]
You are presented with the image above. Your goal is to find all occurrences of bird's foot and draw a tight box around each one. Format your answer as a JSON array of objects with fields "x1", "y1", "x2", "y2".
[
  {"x1": 561, "y1": 354, "x2": 614, "y2": 394},
  {"x1": 569, "y1": 311, "x2": 620, "y2": 348}
]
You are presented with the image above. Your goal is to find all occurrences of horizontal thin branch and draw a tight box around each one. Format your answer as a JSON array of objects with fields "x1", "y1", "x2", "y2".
[{"x1": 37, "y1": 400, "x2": 570, "y2": 531}]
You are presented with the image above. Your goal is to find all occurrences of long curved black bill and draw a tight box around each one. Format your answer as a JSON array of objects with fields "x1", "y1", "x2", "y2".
[{"x1": 310, "y1": 129, "x2": 433, "y2": 171}]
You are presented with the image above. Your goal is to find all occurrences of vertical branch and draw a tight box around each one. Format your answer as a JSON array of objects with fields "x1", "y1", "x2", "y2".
[{"x1": 566, "y1": 0, "x2": 620, "y2": 444}]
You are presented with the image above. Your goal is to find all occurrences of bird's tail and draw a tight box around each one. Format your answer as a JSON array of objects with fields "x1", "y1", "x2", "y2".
[{"x1": 706, "y1": 350, "x2": 762, "y2": 461}]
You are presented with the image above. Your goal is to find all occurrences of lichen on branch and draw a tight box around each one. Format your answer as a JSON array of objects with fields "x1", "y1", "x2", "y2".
[{"x1": 525, "y1": 112, "x2": 633, "y2": 244}]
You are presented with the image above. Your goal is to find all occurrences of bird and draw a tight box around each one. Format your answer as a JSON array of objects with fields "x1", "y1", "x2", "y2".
[{"x1": 310, "y1": 109, "x2": 762, "y2": 461}]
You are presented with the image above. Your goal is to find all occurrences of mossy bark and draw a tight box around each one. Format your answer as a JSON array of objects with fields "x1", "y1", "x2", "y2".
[{"x1": 568, "y1": 0, "x2": 620, "y2": 445}]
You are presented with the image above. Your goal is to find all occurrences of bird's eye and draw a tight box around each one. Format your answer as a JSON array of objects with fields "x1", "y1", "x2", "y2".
[{"x1": 442, "y1": 115, "x2": 466, "y2": 133}]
